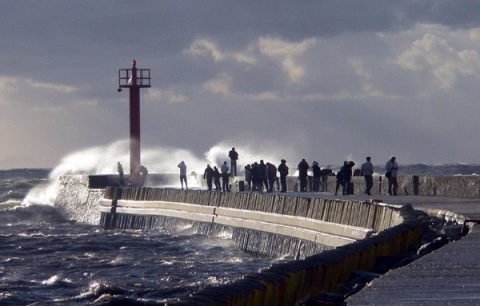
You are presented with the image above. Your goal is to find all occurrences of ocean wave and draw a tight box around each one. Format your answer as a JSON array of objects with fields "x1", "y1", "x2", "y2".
[
  {"x1": 1, "y1": 190, "x2": 26, "y2": 201},
  {"x1": 0, "y1": 204, "x2": 66, "y2": 224},
  {"x1": 0, "y1": 199, "x2": 22, "y2": 208}
]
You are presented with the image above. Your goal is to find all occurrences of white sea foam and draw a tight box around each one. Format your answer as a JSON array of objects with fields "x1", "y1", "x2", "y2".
[
  {"x1": 42, "y1": 275, "x2": 61, "y2": 285},
  {"x1": 22, "y1": 139, "x2": 290, "y2": 205}
]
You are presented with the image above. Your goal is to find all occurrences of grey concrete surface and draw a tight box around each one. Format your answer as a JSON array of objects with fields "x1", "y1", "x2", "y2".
[
  {"x1": 287, "y1": 191, "x2": 480, "y2": 220},
  {"x1": 346, "y1": 225, "x2": 480, "y2": 305},
  {"x1": 294, "y1": 192, "x2": 480, "y2": 305}
]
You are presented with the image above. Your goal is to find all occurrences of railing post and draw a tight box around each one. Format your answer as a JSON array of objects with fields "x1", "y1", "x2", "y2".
[
  {"x1": 104, "y1": 187, "x2": 121, "y2": 229},
  {"x1": 378, "y1": 176, "x2": 382, "y2": 195},
  {"x1": 413, "y1": 176, "x2": 419, "y2": 195}
]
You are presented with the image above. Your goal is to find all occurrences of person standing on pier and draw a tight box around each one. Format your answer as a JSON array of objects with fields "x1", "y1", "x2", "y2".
[
  {"x1": 312, "y1": 161, "x2": 321, "y2": 192},
  {"x1": 250, "y1": 162, "x2": 262, "y2": 192},
  {"x1": 178, "y1": 161, "x2": 188, "y2": 190},
  {"x1": 361, "y1": 156, "x2": 374, "y2": 195},
  {"x1": 139, "y1": 165, "x2": 148, "y2": 187},
  {"x1": 267, "y1": 162, "x2": 277, "y2": 192},
  {"x1": 386, "y1": 156, "x2": 399, "y2": 195},
  {"x1": 213, "y1": 166, "x2": 221, "y2": 191},
  {"x1": 244, "y1": 164, "x2": 252, "y2": 191},
  {"x1": 320, "y1": 168, "x2": 332, "y2": 192},
  {"x1": 228, "y1": 147, "x2": 238, "y2": 177},
  {"x1": 117, "y1": 162, "x2": 125, "y2": 186},
  {"x1": 341, "y1": 161, "x2": 355, "y2": 195},
  {"x1": 335, "y1": 168, "x2": 344, "y2": 196},
  {"x1": 258, "y1": 160, "x2": 268, "y2": 191},
  {"x1": 298, "y1": 159, "x2": 310, "y2": 192},
  {"x1": 278, "y1": 159, "x2": 289, "y2": 192},
  {"x1": 203, "y1": 164, "x2": 214, "y2": 191},
  {"x1": 221, "y1": 161, "x2": 230, "y2": 192}
]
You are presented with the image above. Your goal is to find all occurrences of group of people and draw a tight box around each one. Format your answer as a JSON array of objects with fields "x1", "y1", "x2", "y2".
[
  {"x1": 202, "y1": 147, "x2": 290, "y2": 193},
  {"x1": 244, "y1": 158, "x2": 334, "y2": 193},
  {"x1": 202, "y1": 148, "x2": 401, "y2": 196},
  {"x1": 335, "y1": 156, "x2": 399, "y2": 196},
  {"x1": 334, "y1": 161, "x2": 356, "y2": 195},
  {"x1": 201, "y1": 147, "x2": 237, "y2": 192},
  {"x1": 243, "y1": 159, "x2": 289, "y2": 193},
  {"x1": 297, "y1": 159, "x2": 333, "y2": 192},
  {"x1": 116, "y1": 162, "x2": 148, "y2": 187},
  {"x1": 203, "y1": 161, "x2": 231, "y2": 192},
  {"x1": 238, "y1": 153, "x2": 399, "y2": 196},
  {"x1": 175, "y1": 147, "x2": 400, "y2": 196},
  {"x1": 116, "y1": 148, "x2": 399, "y2": 197}
]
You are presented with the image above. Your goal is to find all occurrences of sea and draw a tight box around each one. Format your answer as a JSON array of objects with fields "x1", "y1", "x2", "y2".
[{"x1": 1, "y1": 163, "x2": 479, "y2": 305}]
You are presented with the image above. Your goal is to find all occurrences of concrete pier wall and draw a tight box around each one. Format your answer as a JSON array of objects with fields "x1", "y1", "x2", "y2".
[
  {"x1": 102, "y1": 187, "x2": 405, "y2": 233},
  {"x1": 98, "y1": 187, "x2": 406, "y2": 259},
  {"x1": 55, "y1": 175, "x2": 403, "y2": 258},
  {"x1": 53, "y1": 175, "x2": 423, "y2": 305},
  {"x1": 167, "y1": 205, "x2": 422, "y2": 306},
  {"x1": 232, "y1": 175, "x2": 480, "y2": 198},
  {"x1": 66, "y1": 172, "x2": 480, "y2": 199},
  {"x1": 54, "y1": 175, "x2": 105, "y2": 224}
]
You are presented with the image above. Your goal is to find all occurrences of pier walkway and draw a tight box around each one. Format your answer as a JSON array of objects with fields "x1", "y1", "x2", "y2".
[{"x1": 299, "y1": 192, "x2": 480, "y2": 305}]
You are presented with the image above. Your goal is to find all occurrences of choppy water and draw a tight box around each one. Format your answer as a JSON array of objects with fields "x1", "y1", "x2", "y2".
[
  {"x1": 0, "y1": 164, "x2": 478, "y2": 305},
  {"x1": 0, "y1": 169, "x2": 274, "y2": 305}
]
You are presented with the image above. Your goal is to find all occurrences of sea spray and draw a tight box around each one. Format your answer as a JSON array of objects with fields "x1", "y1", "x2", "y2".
[{"x1": 22, "y1": 139, "x2": 287, "y2": 205}]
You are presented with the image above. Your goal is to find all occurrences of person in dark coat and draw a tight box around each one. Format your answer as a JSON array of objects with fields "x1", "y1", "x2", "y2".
[
  {"x1": 117, "y1": 162, "x2": 125, "y2": 186},
  {"x1": 341, "y1": 161, "x2": 355, "y2": 195},
  {"x1": 228, "y1": 147, "x2": 239, "y2": 177},
  {"x1": 335, "y1": 169, "x2": 344, "y2": 196},
  {"x1": 278, "y1": 159, "x2": 289, "y2": 192},
  {"x1": 258, "y1": 160, "x2": 268, "y2": 192},
  {"x1": 250, "y1": 162, "x2": 262, "y2": 192},
  {"x1": 139, "y1": 165, "x2": 148, "y2": 187},
  {"x1": 386, "y1": 156, "x2": 399, "y2": 195},
  {"x1": 213, "y1": 166, "x2": 221, "y2": 191},
  {"x1": 297, "y1": 159, "x2": 309, "y2": 192},
  {"x1": 203, "y1": 164, "x2": 214, "y2": 191},
  {"x1": 312, "y1": 161, "x2": 321, "y2": 192},
  {"x1": 244, "y1": 164, "x2": 252, "y2": 191}
]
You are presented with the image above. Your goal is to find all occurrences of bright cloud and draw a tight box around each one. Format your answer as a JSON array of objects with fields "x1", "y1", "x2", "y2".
[
  {"x1": 186, "y1": 38, "x2": 256, "y2": 64},
  {"x1": 396, "y1": 27, "x2": 480, "y2": 91},
  {"x1": 27, "y1": 79, "x2": 77, "y2": 93},
  {"x1": 258, "y1": 37, "x2": 316, "y2": 83},
  {"x1": 203, "y1": 74, "x2": 232, "y2": 96}
]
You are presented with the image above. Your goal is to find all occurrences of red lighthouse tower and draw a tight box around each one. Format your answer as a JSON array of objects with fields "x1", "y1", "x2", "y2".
[{"x1": 118, "y1": 60, "x2": 151, "y2": 186}]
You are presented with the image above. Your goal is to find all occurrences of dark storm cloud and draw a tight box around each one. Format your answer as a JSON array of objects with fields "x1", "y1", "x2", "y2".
[
  {"x1": 2, "y1": 1, "x2": 480, "y2": 168},
  {"x1": 2, "y1": 1, "x2": 479, "y2": 79}
]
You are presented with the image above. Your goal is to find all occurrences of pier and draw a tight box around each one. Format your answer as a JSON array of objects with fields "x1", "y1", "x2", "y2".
[{"x1": 53, "y1": 174, "x2": 480, "y2": 305}]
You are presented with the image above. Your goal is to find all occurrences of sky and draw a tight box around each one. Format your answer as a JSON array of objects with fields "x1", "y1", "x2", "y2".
[{"x1": 2, "y1": 0, "x2": 480, "y2": 173}]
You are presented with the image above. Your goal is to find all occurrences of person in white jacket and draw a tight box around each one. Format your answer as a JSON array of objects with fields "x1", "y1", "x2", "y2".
[{"x1": 385, "y1": 156, "x2": 399, "y2": 195}]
